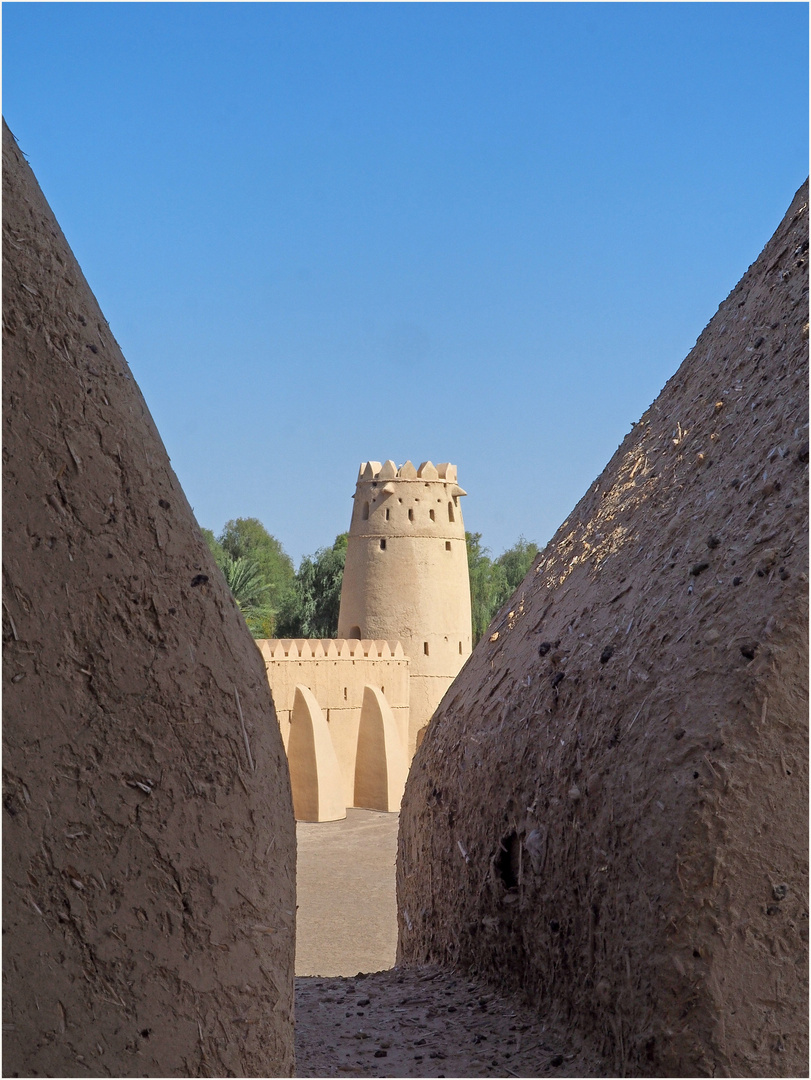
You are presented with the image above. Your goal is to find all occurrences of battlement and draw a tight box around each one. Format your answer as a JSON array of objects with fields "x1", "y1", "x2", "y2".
[
  {"x1": 256, "y1": 638, "x2": 407, "y2": 661},
  {"x1": 356, "y1": 459, "x2": 459, "y2": 484}
]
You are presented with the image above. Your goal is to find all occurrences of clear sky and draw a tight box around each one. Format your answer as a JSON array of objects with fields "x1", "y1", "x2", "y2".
[{"x1": 3, "y1": 2, "x2": 808, "y2": 565}]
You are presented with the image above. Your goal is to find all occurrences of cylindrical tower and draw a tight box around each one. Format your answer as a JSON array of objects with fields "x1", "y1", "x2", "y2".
[{"x1": 337, "y1": 459, "x2": 472, "y2": 756}]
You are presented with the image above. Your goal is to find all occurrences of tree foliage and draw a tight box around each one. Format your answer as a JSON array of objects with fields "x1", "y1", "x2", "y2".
[
  {"x1": 466, "y1": 532, "x2": 539, "y2": 645},
  {"x1": 221, "y1": 555, "x2": 274, "y2": 637},
  {"x1": 203, "y1": 518, "x2": 294, "y2": 638},
  {"x1": 278, "y1": 534, "x2": 348, "y2": 639}
]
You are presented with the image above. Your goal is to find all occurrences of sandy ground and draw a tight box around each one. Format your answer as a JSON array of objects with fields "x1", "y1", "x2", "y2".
[
  {"x1": 296, "y1": 808, "x2": 400, "y2": 978},
  {"x1": 294, "y1": 811, "x2": 598, "y2": 1078}
]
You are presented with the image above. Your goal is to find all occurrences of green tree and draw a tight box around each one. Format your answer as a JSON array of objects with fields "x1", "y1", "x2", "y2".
[
  {"x1": 201, "y1": 527, "x2": 226, "y2": 569},
  {"x1": 466, "y1": 533, "x2": 539, "y2": 645},
  {"x1": 218, "y1": 518, "x2": 295, "y2": 633},
  {"x1": 279, "y1": 533, "x2": 348, "y2": 638},
  {"x1": 466, "y1": 531, "x2": 506, "y2": 645},
  {"x1": 221, "y1": 555, "x2": 273, "y2": 637},
  {"x1": 495, "y1": 536, "x2": 539, "y2": 599}
]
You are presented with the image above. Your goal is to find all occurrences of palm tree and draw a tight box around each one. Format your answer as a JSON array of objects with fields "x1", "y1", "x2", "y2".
[{"x1": 221, "y1": 555, "x2": 273, "y2": 637}]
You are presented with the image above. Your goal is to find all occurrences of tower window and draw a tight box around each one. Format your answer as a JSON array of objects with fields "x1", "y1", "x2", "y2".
[
  {"x1": 362, "y1": 501, "x2": 369, "y2": 520},
  {"x1": 344, "y1": 687, "x2": 348, "y2": 699},
  {"x1": 429, "y1": 509, "x2": 435, "y2": 521},
  {"x1": 448, "y1": 502, "x2": 455, "y2": 522},
  {"x1": 349, "y1": 626, "x2": 361, "y2": 639},
  {"x1": 459, "y1": 641, "x2": 463, "y2": 654},
  {"x1": 423, "y1": 642, "x2": 429, "y2": 655},
  {"x1": 380, "y1": 538, "x2": 386, "y2": 550},
  {"x1": 445, "y1": 541, "x2": 451, "y2": 551},
  {"x1": 385, "y1": 508, "x2": 390, "y2": 520},
  {"x1": 408, "y1": 508, "x2": 414, "y2": 522}
]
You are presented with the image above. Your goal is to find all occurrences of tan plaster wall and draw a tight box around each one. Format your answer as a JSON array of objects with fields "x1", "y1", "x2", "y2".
[
  {"x1": 257, "y1": 639, "x2": 409, "y2": 808},
  {"x1": 337, "y1": 460, "x2": 473, "y2": 752}
]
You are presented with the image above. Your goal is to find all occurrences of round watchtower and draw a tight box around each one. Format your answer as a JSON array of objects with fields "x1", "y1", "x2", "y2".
[{"x1": 337, "y1": 460, "x2": 472, "y2": 755}]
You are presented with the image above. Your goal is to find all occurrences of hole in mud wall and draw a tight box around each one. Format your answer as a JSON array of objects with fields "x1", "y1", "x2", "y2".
[{"x1": 496, "y1": 831, "x2": 521, "y2": 889}]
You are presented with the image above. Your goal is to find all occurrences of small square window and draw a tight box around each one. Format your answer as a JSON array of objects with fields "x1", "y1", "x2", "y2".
[
  {"x1": 380, "y1": 538, "x2": 386, "y2": 550},
  {"x1": 445, "y1": 541, "x2": 451, "y2": 551}
]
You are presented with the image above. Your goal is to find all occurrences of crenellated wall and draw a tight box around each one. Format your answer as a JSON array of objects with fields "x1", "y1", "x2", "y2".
[{"x1": 257, "y1": 638, "x2": 410, "y2": 819}]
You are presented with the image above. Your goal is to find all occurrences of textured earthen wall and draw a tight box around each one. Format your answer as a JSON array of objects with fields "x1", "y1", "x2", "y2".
[
  {"x1": 2, "y1": 121, "x2": 296, "y2": 1077},
  {"x1": 398, "y1": 183, "x2": 809, "y2": 1077}
]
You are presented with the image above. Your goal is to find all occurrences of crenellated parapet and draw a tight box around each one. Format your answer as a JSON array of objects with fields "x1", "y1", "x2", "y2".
[
  {"x1": 356, "y1": 459, "x2": 463, "y2": 488},
  {"x1": 257, "y1": 638, "x2": 406, "y2": 661}
]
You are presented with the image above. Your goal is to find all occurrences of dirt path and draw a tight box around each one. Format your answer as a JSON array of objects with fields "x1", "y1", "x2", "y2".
[
  {"x1": 294, "y1": 811, "x2": 602, "y2": 1077},
  {"x1": 295, "y1": 965, "x2": 596, "y2": 1078}
]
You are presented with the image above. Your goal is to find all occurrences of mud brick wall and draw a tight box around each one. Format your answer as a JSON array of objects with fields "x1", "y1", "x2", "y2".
[
  {"x1": 2, "y1": 120, "x2": 296, "y2": 1078},
  {"x1": 398, "y1": 182, "x2": 809, "y2": 1078}
]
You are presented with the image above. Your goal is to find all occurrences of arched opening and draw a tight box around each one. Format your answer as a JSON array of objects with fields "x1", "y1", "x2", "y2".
[
  {"x1": 348, "y1": 626, "x2": 361, "y2": 639},
  {"x1": 379, "y1": 538, "x2": 386, "y2": 550}
]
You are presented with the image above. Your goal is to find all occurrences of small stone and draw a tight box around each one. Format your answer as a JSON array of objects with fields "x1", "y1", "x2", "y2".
[
  {"x1": 358, "y1": 998, "x2": 370, "y2": 1007},
  {"x1": 740, "y1": 642, "x2": 758, "y2": 661},
  {"x1": 538, "y1": 641, "x2": 552, "y2": 656},
  {"x1": 704, "y1": 628, "x2": 720, "y2": 644},
  {"x1": 772, "y1": 883, "x2": 788, "y2": 901},
  {"x1": 568, "y1": 785, "x2": 581, "y2": 801}
]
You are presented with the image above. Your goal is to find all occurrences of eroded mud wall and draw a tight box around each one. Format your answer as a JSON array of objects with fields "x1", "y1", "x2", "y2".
[
  {"x1": 2, "y1": 121, "x2": 296, "y2": 1077},
  {"x1": 398, "y1": 183, "x2": 809, "y2": 1077}
]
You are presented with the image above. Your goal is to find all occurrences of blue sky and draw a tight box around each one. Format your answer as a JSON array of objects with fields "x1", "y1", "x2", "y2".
[{"x1": 3, "y1": 2, "x2": 808, "y2": 565}]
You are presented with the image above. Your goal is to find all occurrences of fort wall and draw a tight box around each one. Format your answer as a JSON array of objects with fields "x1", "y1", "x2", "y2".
[{"x1": 257, "y1": 638, "x2": 409, "y2": 817}]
